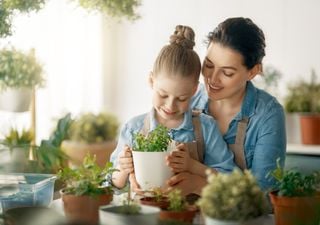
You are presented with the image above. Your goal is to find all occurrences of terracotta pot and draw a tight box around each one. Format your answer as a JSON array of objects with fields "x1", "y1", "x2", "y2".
[
  {"x1": 139, "y1": 196, "x2": 169, "y2": 210},
  {"x1": 61, "y1": 140, "x2": 117, "y2": 168},
  {"x1": 159, "y1": 208, "x2": 197, "y2": 223},
  {"x1": 61, "y1": 190, "x2": 113, "y2": 225},
  {"x1": 269, "y1": 191, "x2": 320, "y2": 225},
  {"x1": 300, "y1": 114, "x2": 320, "y2": 145}
]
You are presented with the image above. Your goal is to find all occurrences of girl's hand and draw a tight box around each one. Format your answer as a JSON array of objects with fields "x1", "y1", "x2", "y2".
[
  {"x1": 118, "y1": 145, "x2": 134, "y2": 174},
  {"x1": 166, "y1": 143, "x2": 192, "y2": 173}
]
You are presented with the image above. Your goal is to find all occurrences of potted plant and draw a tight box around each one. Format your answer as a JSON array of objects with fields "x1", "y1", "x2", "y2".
[
  {"x1": 197, "y1": 169, "x2": 269, "y2": 225},
  {"x1": 284, "y1": 69, "x2": 320, "y2": 144},
  {"x1": 57, "y1": 154, "x2": 116, "y2": 225},
  {"x1": 0, "y1": 47, "x2": 44, "y2": 112},
  {"x1": 139, "y1": 187, "x2": 170, "y2": 210},
  {"x1": 61, "y1": 112, "x2": 119, "y2": 168},
  {"x1": 1, "y1": 127, "x2": 33, "y2": 172},
  {"x1": 268, "y1": 160, "x2": 320, "y2": 225},
  {"x1": 159, "y1": 189, "x2": 197, "y2": 224},
  {"x1": 132, "y1": 125, "x2": 173, "y2": 191}
]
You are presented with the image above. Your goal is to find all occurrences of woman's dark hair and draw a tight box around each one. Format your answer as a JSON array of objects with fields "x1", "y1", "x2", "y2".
[
  {"x1": 153, "y1": 25, "x2": 201, "y2": 81},
  {"x1": 207, "y1": 17, "x2": 266, "y2": 69}
]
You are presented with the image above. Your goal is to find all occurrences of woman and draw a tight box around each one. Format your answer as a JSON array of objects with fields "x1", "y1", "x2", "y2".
[{"x1": 167, "y1": 17, "x2": 286, "y2": 194}]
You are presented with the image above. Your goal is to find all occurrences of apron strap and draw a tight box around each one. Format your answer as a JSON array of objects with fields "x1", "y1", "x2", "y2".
[
  {"x1": 229, "y1": 117, "x2": 249, "y2": 170},
  {"x1": 192, "y1": 110, "x2": 204, "y2": 163}
]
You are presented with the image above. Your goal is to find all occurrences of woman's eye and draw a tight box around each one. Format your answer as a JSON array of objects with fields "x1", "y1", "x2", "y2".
[
  {"x1": 178, "y1": 98, "x2": 188, "y2": 102},
  {"x1": 205, "y1": 63, "x2": 214, "y2": 69},
  {"x1": 223, "y1": 71, "x2": 234, "y2": 77},
  {"x1": 159, "y1": 94, "x2": 168, "y2": 98}
]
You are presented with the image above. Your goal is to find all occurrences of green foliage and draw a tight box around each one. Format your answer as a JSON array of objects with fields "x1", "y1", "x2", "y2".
[
  {"x1": 57, "y1": 154, "x2": 117, "y2": 197},
  {"x1": 133, "y1": 125, "x2": 172, "y2": 152},
  {"x1": 197, "y1": 169, "x2": 268, "y2": 221},
  {"x1": 2, "y1": 0, "x2": 46, "y2": 12},
  {"x1": 268, "y1": 159, "x2": 320, "y2": 197},
  {"x1": 0, "y1": 48, "x2": 44, "y2": 90},
  {"x1": 118, "y1": 198, "x2": 141, "y2": 214},
  {"x1": 167, "y1": 189, "x2": 186, "y2": 212},
  {"x1": 34, "y1": 113, "x2": 72, "y2": 173},
  {"x1": 285, "y1": 69, "x2": 320, "y2": 113},
  {"x1": 0, "y1": 0, "x2": 46, "y2": 37},
  {"x1": 68, "y1": 112, "x2": 119, "y2": 144},
  {"x1": 1, "y1": 127, "x2": 33, "y2": 147},
  {"x1": 70, "y1": 0, "x2": 141, "y2": 20}
]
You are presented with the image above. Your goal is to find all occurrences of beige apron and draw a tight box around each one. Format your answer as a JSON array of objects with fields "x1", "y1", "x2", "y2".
[
  {"x1": 140, "y1": 111, "x2": 204, "y2": 163},
  {"x1": 228, "y1": 117, "x2": 249, "y2": 170}
]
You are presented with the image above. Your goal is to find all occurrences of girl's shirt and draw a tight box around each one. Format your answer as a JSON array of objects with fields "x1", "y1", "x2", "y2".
[
  {"x1": 110, "y1": 108, "x2": 235, "y2": 173},
  {"x1": 191, "y1": 81, "x2": 286, "y2": 190}
]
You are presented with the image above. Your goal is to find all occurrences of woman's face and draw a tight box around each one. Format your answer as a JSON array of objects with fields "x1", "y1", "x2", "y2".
[
  {"x1": 202, "y1": 42, "x2": 257, "y2": 101},
  {"x1": 150, "y1": 72, "x2": 198, "y2": 123}
]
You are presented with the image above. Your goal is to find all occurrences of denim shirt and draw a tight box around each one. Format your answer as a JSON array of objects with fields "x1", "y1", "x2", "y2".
[
  {"x1": 191, "y1": 81, "x2": 286, "y2": 191},
  {"x1": 110, "y1": 108, "x2": 235, "y2": 173}
]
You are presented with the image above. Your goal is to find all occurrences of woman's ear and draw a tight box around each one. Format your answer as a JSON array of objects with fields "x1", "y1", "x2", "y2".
[
  {"x1": 148, "y1": 71, "x2": 154, "y2": 88},
  {"x1": 248, "y1": 64, "x2": 262, "y2": 80}
]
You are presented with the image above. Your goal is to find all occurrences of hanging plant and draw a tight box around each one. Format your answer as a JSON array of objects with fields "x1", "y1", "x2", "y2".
[
  {"x1": 70, "y1": 0, "x2": 141, "y2": 20},
  {"x1": 0, "y1": 0, "x2": 46, "y2": 38}
]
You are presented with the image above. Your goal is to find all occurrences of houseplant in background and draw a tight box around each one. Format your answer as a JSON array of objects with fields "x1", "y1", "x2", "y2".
[
  {"x1": 0, "y1": 47, "x2": 44, "y2": 112},
  {"x1": 268, "y1": 159, "x2": 320, "y2": 225},
  {"x1": 132, "y1": 125, "x2": 173, "y2": 191},
  {"x1": 61, "y1": 112, "x2": 119, "y2": 168},
  {"x1": 58, "y1": 154, "x2": 116, "y2": 225},
  {"x1": 1, "y1": 127, "x2": 33, "y2": 172},
  {"x1": 197, "y1": 169, "x2": 268, "y2": 225},
  {"x1": 284, "y1": 69, "x2": 320, "y2": 144}
]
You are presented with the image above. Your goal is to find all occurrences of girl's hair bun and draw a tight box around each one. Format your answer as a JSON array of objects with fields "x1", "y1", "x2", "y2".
[{"x1": 169, "y1": 25, "x2": 195, "y2": 49}]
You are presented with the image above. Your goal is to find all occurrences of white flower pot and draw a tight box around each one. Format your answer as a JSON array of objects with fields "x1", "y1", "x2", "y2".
[
  {"x1": 132, "y1": 151, "x2": 172, "y2": 191},
  {"x1": 99, "y1": 204, "x2": 160, "y2": 225},
  {"x1": 0, "y1": 88, "x2": 32, "y2": 112}
]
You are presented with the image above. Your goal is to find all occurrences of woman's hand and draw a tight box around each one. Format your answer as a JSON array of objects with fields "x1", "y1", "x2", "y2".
[
  {"x1": 118, "y1": 145, "x2": 134, "y2": 174},
  {"x1": 165, "y1": 172, "x2": 207, "y2": 196},
  {"x1": 166, "y1": 143, "x2": 192, "y2": 173}
]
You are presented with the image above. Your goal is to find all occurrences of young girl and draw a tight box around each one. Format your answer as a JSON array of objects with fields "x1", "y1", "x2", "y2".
[{"x1": 110, "y1": 25, "x2": 235, "y2": 190}]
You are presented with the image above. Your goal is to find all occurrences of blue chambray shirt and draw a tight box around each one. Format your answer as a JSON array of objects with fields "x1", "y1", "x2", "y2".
[
  {"x1": 191, "y1": 81, "x2": 286, "y2": 191},
  {"x1": 110, "y1": 108, "x2": 235, "y2": 173}
]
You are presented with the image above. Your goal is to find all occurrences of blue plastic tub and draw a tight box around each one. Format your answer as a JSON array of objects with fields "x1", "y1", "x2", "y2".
[{"x1": 0, "y1": 173, "x2": 56, "y2": 212}]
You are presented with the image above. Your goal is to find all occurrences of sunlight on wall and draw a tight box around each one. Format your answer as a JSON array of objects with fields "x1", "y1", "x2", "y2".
[{"x1": 0, "y1": 0, "x2": 104, "y2": 141}]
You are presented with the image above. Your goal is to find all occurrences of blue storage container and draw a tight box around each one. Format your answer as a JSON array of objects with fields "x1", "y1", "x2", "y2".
[{"x1": 0, "y1": 173, "x2": 56, "y2": 212}]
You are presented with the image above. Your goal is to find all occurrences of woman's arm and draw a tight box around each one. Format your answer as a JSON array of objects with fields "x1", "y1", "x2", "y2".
[{"x1": 251, "y1": 103, "x2": 286, "y2": 191}]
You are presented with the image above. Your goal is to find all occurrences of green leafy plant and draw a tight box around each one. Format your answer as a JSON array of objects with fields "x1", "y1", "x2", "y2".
[
  {"x1": 167, "y1": 189, "x2": 186, "y2": 212},
  {"x1": 57, "y1": 154, "x2": 117, "y2": 197},
  {"x1": 197, "y1": 169, "x2": 268, "y2": 221},
  {"x1": 268, "y1": 159, "x2": 320, "y2": 197},
  {"x1": 70, "y1": 0, "x2": 141, "y2": 20},
  {"x1": 0, "y1": 0, "x2": 46, "y2": 37},
  {"x1": 0, "y1": 47, "x2": 44, "y2": 91},
  {"x1": 1, "y1": 127, "x2": 33, "y2": 147},
  {"x1": 285, "y1": 69, "x2": 320, "y2": 113},
  {"x1": 133, "y1": 125, "x2": 172, "y2": 152},
  {"x1": 68, "y1": 112, "x2": 119, "y2": 144}
]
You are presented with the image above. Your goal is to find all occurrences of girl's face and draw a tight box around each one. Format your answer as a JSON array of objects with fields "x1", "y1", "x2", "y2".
[
  {"x1": 150, "y1": 73, "x2": 198, "y2": 123},
  {"x1": 202, "y1": 42, "x2": 258, "y2": 101}
]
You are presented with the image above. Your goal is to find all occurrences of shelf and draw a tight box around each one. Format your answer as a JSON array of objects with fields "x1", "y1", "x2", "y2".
[{"x1": 287, "y1": 143, "x2": 320, "y2": 155}]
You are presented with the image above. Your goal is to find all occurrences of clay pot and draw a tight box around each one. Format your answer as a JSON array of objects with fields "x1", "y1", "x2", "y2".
[
  {"x1": 159, "y1": 208, "x2": 197, "y2": 223},
  {"x1": 300, "y1": 114, "x2": 320, "y2": 145},
  {"x1": 139, "y1": 196, "x2": 169, "y2": 210},
  {"x1": 269, "y1": 191, "x2": 320, "y2": 225},
  {"x1": 61, "y1": 189, "x2": 113, "y2": 225},
  {"x1": 61, "y1": 140, "x2": 116, "y2": 168}
]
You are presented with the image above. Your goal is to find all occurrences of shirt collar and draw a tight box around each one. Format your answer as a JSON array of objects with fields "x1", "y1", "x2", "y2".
[{"x1": 149, "y1": 108, "x2": 193, "y2": 131}]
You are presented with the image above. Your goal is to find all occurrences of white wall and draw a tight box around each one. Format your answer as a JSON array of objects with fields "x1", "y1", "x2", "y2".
[{"x1": 104, "y1": 0, "x2": 320, "y2": 124}]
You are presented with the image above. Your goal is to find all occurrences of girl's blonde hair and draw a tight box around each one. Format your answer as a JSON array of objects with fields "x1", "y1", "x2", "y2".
[{"x1": 153, "y1": 25, "x2": 201, "y2": 81}]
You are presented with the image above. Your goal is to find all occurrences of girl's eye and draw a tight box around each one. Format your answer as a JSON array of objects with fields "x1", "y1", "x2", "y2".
[
  {"x1": 205, "y1": 63, "x2": 214, "y2": 69},
  {"x1": 159, "y1": 94, "x2": 168, "y2": 98},
  {"x1": 178, "y1": 98, "x2": 188, "y2": 102}
]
